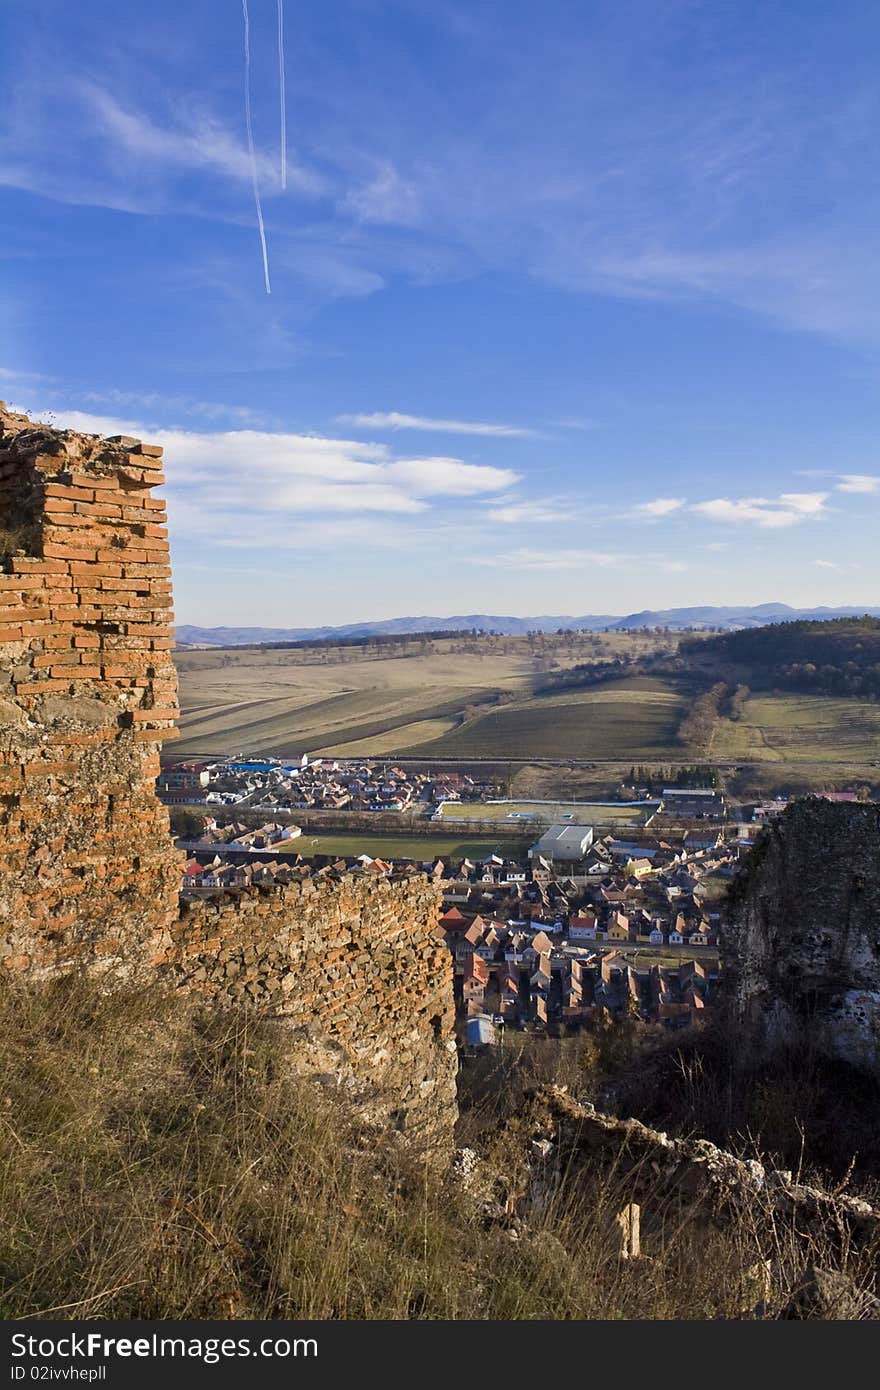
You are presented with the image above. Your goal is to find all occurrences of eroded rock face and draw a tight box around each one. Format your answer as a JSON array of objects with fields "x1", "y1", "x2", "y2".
[{"x1": 722, "y1": 800, "x2": 880, "y2": 1073}]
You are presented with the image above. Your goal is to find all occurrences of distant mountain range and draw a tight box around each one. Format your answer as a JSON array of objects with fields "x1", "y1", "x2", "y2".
[{"x1": 175, "y1": 604, "x2": 880, "y2": 646}]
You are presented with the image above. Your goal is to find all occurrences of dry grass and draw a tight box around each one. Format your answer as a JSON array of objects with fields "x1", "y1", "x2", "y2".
[{"x1": 0, "y1": 977, "x2": 875, "y2": 1320}]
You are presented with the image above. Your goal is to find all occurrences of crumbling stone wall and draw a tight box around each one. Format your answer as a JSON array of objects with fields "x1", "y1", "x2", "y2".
[
  {"x1": 722, "y1": 799, "x2": 880, "y2": 1073},
  {"x1": 165, "y1": 875, "x2": 456, "y2": 1143},
  {"x1": 0, "y1": 406, "x2": 457, "y2": 1142},
  {"x1": 0, "y1": 404, "x2": 182, "y2": 974}
]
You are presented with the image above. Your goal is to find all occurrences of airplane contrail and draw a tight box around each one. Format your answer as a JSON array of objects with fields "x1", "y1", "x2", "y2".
[
  {"x1": 278, "y1": 0, "x2": 287, "y2": 190},
  {"x1": 242, "y1": 0, "x2": 271, "y2": 294}
]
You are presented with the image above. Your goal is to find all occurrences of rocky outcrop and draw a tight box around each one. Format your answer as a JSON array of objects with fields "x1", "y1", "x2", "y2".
[{"x1": 722, "y1": 800, "x2": 880, "y2": 1074}]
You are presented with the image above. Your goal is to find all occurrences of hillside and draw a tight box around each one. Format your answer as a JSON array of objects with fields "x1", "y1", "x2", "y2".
[
  {"x1": 170, "y1": 620, "x2": 880, "y2": 798},
  {"x1": 682, "y1": 617, "x2": 880, "y2": 699}
]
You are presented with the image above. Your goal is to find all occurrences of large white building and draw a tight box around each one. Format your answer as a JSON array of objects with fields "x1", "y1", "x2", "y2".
[{"x1": 528, "y1": 824, "x2": 594, "y2": 864}]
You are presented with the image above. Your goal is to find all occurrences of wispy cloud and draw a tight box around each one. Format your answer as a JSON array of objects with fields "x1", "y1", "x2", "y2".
[
  {"x1": 835, "y1": 474, "x2": 880, "y2": 494},
  {"x1": 337, "y1": 411, "x2": 536, "y2": 438},
  {"x1": 0, "y1": 366, "x2": 52, "y2": 386},
  {"x1": 636, "y1": 496, "x2": 686, "y2": 517},
  {"x1": 474, "y1": 547, "x2": 625, "y2": 571},
  {"x1": 81, "y1": 388, "x2": 268, "y2": 428},
  {"x1": 84, "y1": 83, "x2": 325, "y2": 196},
  {"x1": 485, "y1": 498, "x2": 569, "y2": 524},
  {"x1": 691, "y1": 492, "x2": 830, "y2": 528},
  {"x1": 385, "y1": 457, "x2": 518, "y2": 495},
  {"x1": 340, "y1": 161, "x2": 422, "y2": 226}
]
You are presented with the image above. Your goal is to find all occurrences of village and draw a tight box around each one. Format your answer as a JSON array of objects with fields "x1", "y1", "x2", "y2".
[
  {"x1": 163, "y1": 756, "x2": 866, "y2": 1046},
  {"x1": 158, "y1": 754, "x2": 497, "y2": 813}
]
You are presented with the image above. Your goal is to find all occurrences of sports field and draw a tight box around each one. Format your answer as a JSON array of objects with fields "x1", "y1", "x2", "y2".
[{"x1": 276, "y1": 831, "x2": 531, "y2": 860}]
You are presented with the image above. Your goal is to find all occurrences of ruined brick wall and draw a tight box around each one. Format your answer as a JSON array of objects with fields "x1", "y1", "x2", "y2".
[
  {"x1": 0, "y1": 404, "x2": 182, "y2": 974},
  {"x1": 0, "y1": 406, "x2": 457, "y2": 1142},
  {"x1": 165, "y1": 875, "x2": 457, "y2": 1144}
]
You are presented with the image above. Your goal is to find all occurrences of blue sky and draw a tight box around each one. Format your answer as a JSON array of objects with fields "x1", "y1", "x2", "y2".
[{"x1": 3, "y1": 0, "x2": 880, "y2": 626}]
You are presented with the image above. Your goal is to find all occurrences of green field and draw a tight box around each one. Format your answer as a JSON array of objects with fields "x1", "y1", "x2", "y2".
[
  {"x1": 710, "y1": 693, "x2": 880, "y2": 763},
  {"x1": 398, "y1": 677, "x2": 686, "y2": 760},
  {"x1": 277, "y1": 831, "x2": 531, "y2": 860}
]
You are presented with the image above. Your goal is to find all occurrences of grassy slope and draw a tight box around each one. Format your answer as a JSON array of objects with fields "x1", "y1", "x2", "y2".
[
  {"x1": 2, "y1": 978, "x2": 875, "y2": 1319},
  {"x1": 710, "y1": 693, "x2": 880, "y2": 763},
  {"x1": 397, "y1": 678, "x2": 686, "y2": 760}
]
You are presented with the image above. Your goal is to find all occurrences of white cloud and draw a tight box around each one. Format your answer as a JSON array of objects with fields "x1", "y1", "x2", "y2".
[
  {"x1": 84, "y1": 84, "x2": 324, "y2": 196},
  {"x1": 691, "y1": 492, "x2": 829, "y2": 528},
  {"x1": 0, "y1": 366, "x2": 51, "y2": 386},
  {"x1": 813, "y1": 559, "x2": 839, "y2": 569},
  {"x1": 337, "y1": 411, "x2": 535, "y2": 438},
  {"x1": 836, "y1": 474, "x2": 880, "y2": 494},
  {"x1": 385, "y1": 457, "x2": 518, "y2": 496},
  {"x1": 25, "y1": 409, "x2": 514, "y2": 535},
  {"x1": 341, "y1": 161, "x2": 422, "y2": 226},
  {"x1": 486, "y1": 498, "x2": 569, "y2": 524},
  {"x1": 474, "y1": 547, "x2": 626, "y2": 571},
  {"x1": 636, "y1": 497, "x2": 686, "y2": 517},
  {"x1": 82, "y1": 388, "x2": 267, "y2": 427}
]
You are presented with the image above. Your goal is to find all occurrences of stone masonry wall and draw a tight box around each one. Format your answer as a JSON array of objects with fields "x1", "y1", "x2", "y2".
[
  {"x1": 0, "y1": 404, "x2": 182, "y2": 974},
  {"x1": 165, "y1": 875, "x2": 457, "y2": 1144},
  {"x1": 0, "y1": 406, "x2": 457, "y2": 1142}
]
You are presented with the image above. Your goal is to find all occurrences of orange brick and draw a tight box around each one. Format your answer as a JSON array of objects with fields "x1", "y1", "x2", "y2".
[
  {"x1": 0, "y1": 605, "x2": 51, "y2": 624},
  {"x1": 43, "y1": 542, "x2": 97, "y2": 562},
  {"x1": 43, "y1": 482, "x2": 95, "y2": 503},
  {"x1": 23, "y1": 761, "x2": 78, "y2": 780},
  {"x1": 0, "y1": 576, "x2": 44, "y2": 591},
  {"x1": 68, "y1": 561, "x2": 123, "y2": 578},
  {"x1": 15, "y1": 558, "x2": 68, "y2": 573},
  {"x1": 0, "y1": 626, "x2": 25, "y2": 642},
  {"x1": 84, "y1": 474, "x2": 122, "y2": 491}
]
